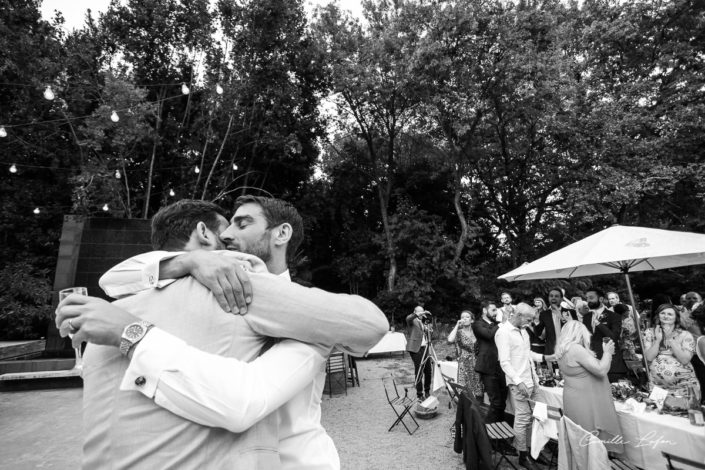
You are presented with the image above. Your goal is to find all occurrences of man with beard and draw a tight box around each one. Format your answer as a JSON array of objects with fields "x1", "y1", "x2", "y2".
[
  {"x1": 582, "y1": 288, "x2": 628, "y2": 383},
  {"x1": 57, "y1": 197, "x2": 388, "y2": 469},
  {"x1": 472, "y1": 301, "x2": 512, "y2": 441},
  {"x1": 498, "y1": 292, "x2": 515, "y2": 323},
  {"x1": 534, "y1": 288, "x2": 576, "y2": 358}
]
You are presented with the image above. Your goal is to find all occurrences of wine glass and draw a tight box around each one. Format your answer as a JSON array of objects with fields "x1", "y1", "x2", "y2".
[{"x1": 58, "y1": 287, "x2": 87, "y2": 372}]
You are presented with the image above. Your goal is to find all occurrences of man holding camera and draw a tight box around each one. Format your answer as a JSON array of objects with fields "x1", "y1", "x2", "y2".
[{"x1": 406, "y1": 306, "x2": 433, "y2": 401}]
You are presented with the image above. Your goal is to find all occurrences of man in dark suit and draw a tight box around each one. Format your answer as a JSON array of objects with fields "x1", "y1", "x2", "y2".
[
  {"x1": 583, "y1": 288, "x2": 628, "y2": 382},
  {"x1": 534, "y1": 288, "x2": 577, "y2": 356},
  {"x1": 406, "y1": 305, "x2": 433, "y2": 400},
  {"x1": 472, "y1": 301, "x2": 508, "y2": 424}
]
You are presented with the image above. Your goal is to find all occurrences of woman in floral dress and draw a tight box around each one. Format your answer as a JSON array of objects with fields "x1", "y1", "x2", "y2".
[
  {"x1": 643, "y1": 303, "x2": 699, "y2": 396},
  {"x1": 448, "y1": 310, "x2": 484, "y2": 398}
]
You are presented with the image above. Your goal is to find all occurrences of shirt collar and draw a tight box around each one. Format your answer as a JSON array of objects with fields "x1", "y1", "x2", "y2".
[{"x1": 278, "y1": 269, "x2": 291, "y2": 281}]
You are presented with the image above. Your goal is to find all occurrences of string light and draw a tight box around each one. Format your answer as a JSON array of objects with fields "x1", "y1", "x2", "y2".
[
  {"x1": 194, "y1": 166, "x2": 200, "y2": 174},
  {"x1": 110, "y1": 111, "x2": 120, "y2": 122},
  {"x1": 33, "y1": 207, "x2": 40, "y2": 215},
  {"x1": 9, "y1": 164, "x2": 17, "y2": 173},
  {"x1": 216, "y1": 84, "x2": 224, "y2": 95},
  {"x1": 115, "y1": 169, "x2": 121, "y2": 179},
  {"x1": 43, "y1": 86, "x2": 55, "y2": 101},
  {"x1": 181, "y1": 83, "x2": 190, "y2": 95},
  {"x1": 169, "y1": 189, "x2": 175, "y2": 197},
  {"x1": 0, "y1": 126, "x2": 6, "y2": 138},
  {"x1": 102, "y1": 203, "x2": 109, "y2": 212},
  {"x1": 232, "y1": 163, "x2": 238, "y2": 171}
]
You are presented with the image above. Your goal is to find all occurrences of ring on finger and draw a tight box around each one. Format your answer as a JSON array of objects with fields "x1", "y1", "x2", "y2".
[{"x1": 68, "y1": 318, "x2": 78, "y2": 333}]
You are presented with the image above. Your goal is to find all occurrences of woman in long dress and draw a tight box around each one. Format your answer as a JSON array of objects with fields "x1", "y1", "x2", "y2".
[
  {"x1": 556, "y1": 321, "x2": 624, "y2": 454},
  {"x1": 448, "y1": 310, "x2": 484, "y2": 398},
  {"x1": 643, "y1": 303, "x2": 698, "y2": 396}
]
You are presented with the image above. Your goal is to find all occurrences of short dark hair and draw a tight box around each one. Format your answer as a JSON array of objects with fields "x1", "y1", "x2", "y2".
[
  {"x1": 234, "y1": 195, "x2": 304, "y2": 258},
  {"x1": 548, "y1": 287, "x2": 563, "y2": 297},
  {"x1": 586, "y1": 287, "x2": 605, "y2": 298},
  {"x1": 500, "y1": 291, "x2": 512, "y2": 298},
  {"x1": 613, "y1": 303, "x2": 630, "y2": 316},
  {"x1": 151, "y1": 199, "x2": 227, "y2": 250},
  {"x1": 481, "y1": 300, "x2": 497, "y2": 310}
]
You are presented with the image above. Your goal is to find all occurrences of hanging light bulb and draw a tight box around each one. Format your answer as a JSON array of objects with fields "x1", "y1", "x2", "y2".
[
  {"x1": 43, "y1": 86, "x2": 55, "y2": 100},
  {"x1": 232, "y1": 163, "x2": 238, "y2": 171},
  {"x1": 110, "y1": 110, "x2": 120, "y2": 122},
  {"x1": 115, "y1": 169, "x2": 121, "y2": 179},
  {"x1": 216, "y1": 84, "x2": 224, "y2": 95},
  {"x1": 33, "y1": 207, "x2": 40, "y2": 215},
  {"x1": 102, "y1": 203, "x2": 109, "y2": 212},
  {"x1": 9, "y1": 163, "x2": 17, "y2": 173},
  {"x1": 181, "y1": 83, "x2": 190, "y2": 95},
  {"x1": 0, "y1": 127, "x2": 6, "y2": 138},
  {"x1": 194, "y1": 166, "x2": 200, "y2": 174},
  {"x1": 169, "y1": 189, "x2": 175, "y2": 197}
]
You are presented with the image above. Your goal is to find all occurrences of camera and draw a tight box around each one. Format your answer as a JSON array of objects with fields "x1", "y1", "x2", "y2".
[{"x1": 420, "y1": 312, "x2": 433, "y2": 324}]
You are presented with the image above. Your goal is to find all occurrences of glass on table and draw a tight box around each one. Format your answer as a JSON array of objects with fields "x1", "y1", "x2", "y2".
[{"x1": 58, "y1": 287, "x2": 87, "y2": 372}]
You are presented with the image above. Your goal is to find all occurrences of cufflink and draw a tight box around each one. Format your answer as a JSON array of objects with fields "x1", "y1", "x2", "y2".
[
  {"x1": 148, "y1": 275, "x2": 155, "y2": 285},
  {"x1": 135, "y1": 376, "x2": 146, "y2": 386}
]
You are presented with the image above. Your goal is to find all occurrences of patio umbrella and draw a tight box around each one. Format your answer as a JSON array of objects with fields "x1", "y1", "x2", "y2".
[{"x1": 498, "y1": 224, "x2": 705, "y2": 382}]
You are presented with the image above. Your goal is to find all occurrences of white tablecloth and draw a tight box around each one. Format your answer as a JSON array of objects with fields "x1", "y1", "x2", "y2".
[
  {"x1": 532, "y1": 386, "x2": 705, "y2": 470},
  {"x1": 366, "y1": 332, "x2": 407, "y2": 355},
  {"x1": 432, "y1": 360, "x2": 458, "y2": 391}
]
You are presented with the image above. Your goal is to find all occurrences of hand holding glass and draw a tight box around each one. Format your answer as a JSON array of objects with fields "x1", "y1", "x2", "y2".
[{"x1": 59, "y1": 287, "x2": 87, "y2": 371}]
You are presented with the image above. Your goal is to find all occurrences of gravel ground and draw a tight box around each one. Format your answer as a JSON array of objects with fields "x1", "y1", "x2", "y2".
[{"x1": 321, "y1": 353, "x2": 466, "y2": 470}]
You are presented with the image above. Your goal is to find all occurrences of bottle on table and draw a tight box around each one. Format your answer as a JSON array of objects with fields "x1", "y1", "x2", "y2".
[{"x1": 687, "y1": 385, "x2": 704, "y2": 426}]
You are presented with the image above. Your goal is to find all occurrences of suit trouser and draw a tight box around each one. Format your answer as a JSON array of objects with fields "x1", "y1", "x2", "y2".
[
  {"x1": 508, "y1": 384, "x2": 540, "y2": 452},
  {"x1": 409, "y1": 346, "x2": 432, "y2": 398},
  {"x1": 479, "y1": 371, "x2": 507, "y2": 423}
]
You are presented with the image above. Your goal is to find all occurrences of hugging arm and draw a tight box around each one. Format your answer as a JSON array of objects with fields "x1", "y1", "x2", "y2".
[
  {"x1": 121, "y1": 331, "x2": 326, "y2": 433},
  {"x1": 100, "y1": 252, "x2": 389, "y2": 355}
]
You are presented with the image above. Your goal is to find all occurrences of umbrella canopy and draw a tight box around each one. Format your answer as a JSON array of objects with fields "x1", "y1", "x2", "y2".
[{"x1": 499, "y1": 225, "x2": 705, "y2": 281}]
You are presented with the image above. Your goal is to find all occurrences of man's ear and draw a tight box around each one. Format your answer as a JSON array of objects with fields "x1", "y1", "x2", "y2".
[
  {"x1": 272, "y1": 223, "x2": 293, "y2": 247},
  {"x1": 194, "y1": 221, "x2": 213, "y2": 247}
]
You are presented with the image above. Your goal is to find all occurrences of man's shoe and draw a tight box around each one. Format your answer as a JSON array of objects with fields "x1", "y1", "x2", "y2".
[{"x1": 518, "y1": 451, "x2": 542, "y2": 470}]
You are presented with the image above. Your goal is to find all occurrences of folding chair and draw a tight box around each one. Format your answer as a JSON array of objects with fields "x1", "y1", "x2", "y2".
[
  {"x1": 527, "y1": 399, "x2": 563, "y2": 470},
  {"x1": 448, "y1": 379, "x2": 517, "y2": 470},
  {"x1": 440, "y1": 372, "x2": 461, "y2": 408},
  {"x1": 347, "y1": 354, "x2": 360, "y2": 387},
  {"x1": 325, "y1": 352, "x2": 347, "y2": 397},
  {"x1": 662, "y1": 451, "x2": 705, "y2": 470},
  {"x1": 383, "y1": 378, "x2": 419, "y2": 435}
]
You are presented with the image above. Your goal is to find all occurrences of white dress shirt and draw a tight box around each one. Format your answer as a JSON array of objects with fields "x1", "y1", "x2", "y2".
[
  {"x1": 101, "y1": 251, "x2": 389, "y2": 470},
  {"x1": 494, "y1": 322, "x2": 544, "y2": 387}
]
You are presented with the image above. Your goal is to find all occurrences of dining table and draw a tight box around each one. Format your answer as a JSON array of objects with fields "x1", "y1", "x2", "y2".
[{"x1": 531, "y1": 385, "x2": 705, "y2": 470}]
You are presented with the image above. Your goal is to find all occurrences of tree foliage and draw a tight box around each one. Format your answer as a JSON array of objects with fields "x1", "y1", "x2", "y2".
[{"x1": 2, "y1": 0, "x2": 705, "y2": 333}]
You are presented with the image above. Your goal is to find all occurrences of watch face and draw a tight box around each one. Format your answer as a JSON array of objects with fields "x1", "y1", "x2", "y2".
[{"x1": 124, "y1": 324, "x2": 145, "y2": 341}]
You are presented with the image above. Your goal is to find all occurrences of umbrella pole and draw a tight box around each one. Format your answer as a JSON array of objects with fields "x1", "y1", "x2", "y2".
[{"x1": 624, "y1": 272, "x2": 651, "y2": 387}]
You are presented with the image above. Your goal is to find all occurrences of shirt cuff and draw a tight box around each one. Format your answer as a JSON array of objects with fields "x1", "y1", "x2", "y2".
[
  {"x1": 141, "y1": 252, "x2": 182, "y2": 289},
  {"x1": 119, "y1": 328, "x2": 188, "y2": 398},
  {"x1": 512, "y1": 376, "x2": 523, "y2": 385}
]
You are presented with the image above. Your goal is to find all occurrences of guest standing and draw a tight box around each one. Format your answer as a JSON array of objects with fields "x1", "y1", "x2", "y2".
[
  {"x1": 534, "y1": 288, "x2": 576, "y2": 357},
  {"x1": 406, "y1": 306, "x2": 433, "y2": 401},
  {"x1": 472, "y1": 301, "x2": 511, "y2": 431},
  {"x1": 555, "y1": 321, "x2": 624, "y2": 455},
  {"x1": 448, "y1": 310, "x2": 484, "y2": 398},
  {"x1": 495, "y1": 303, "x2": 554, "y2": 470},
  {"x1": 643, "y1": 303, "x2": 699, "y2": 396},
  {"x1": 692, "y1": 304, "x2": 705, "y2": 403},
  {"x1": 582, "y1": 288, "x2": 628, "y2": 382}
]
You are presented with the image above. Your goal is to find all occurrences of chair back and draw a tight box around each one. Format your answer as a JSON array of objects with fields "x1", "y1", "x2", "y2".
[
  {"x1": 662, "y1": 451, "x2": 705, "y2": 470},
  {"x1": 528, "y1": 399, "x2": 563, "y2": 421}
]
